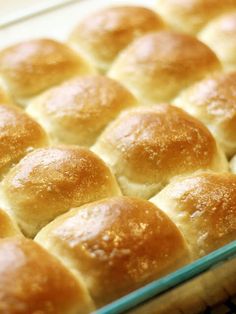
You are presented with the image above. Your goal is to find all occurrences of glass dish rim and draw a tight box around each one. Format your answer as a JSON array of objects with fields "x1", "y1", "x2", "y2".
[{"x1": 96, "y1": 240, "x2": 236, "y2": 314}]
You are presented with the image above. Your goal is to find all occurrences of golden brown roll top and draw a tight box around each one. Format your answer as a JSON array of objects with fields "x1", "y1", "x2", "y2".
[
  {"x1": 0, "y1": 146, "x2": 121, "y2": 237},
  {"x1": 27, "y1": 75, "x2": 137, "y2": 146},
  {"x1": 92, "y1": 104, "x2": 228, "y2": 199},
  {"x1": 109, "y1": 31, "x2": 221, "y2": 104},
  {"x1": 0, "y1": 103, "x2": 48, "y2": 179},
  {"x1": 199, "y1": 11, "x2": 236, "y2": 71},
  {"x1": 69, "y1": 6, "x2": 165, "y2": 73},
  {"x1": 35, "y1": 196, "x2": 190, "y2": 308},
  {"x1": 0, "y1": 209, "x2": 21, "y2": 238},
  {"x1": 156, "y1": 0, "x2": 236, "y2": 35},
  {"x1": 150, "y1": 172, "x2": 236, "y2": 259},
  {"x1": 0, "y1": 39, "x2": 95, "y2": 103},
  {"x1": 174, "y1": 71, "x2": 236, "y2": 157},
  {"x1": 0, "y1": 237, "x2": 94, "y2": 314}
]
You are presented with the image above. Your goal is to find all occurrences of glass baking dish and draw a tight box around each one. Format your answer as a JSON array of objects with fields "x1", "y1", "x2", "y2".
[
  {"x1": 97, "y1": 241, "x2": 236, "y2": 314},
  {"x1": 0, "y1": 1, "x2": 235, "y2": 313}
]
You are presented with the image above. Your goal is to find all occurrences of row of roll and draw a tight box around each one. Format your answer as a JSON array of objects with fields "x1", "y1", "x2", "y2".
[{"x1": 0, "y1": 1, "x2": 236, "y2": 313}]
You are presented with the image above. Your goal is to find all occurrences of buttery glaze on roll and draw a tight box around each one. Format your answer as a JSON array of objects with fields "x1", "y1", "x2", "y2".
[
  {"x1": 35, "y1": 196, "x2": 190, "y2": 308},
  {"x1": 92, "y1": 104, "x2": 228, "y2": 199},
  {"x1": 174, "y1": 71, "x2": 236, "y2": 157},
  {"x1": 0, "y1": 209, "x2": 21, "y2": 237},
  {"x1": 109, "y1": 31, "x2": 221, "y2": 104},
  {"x1": 199, "y1": 11, "x2": 236, "y2": 71},
  {"x1": 0, "y1": 39, "x2": 94, "y2": 104},
  {"x1": 0, "y1": 146, "x2": 121, "y2": 237},
  {"x1": 27, "y1": 75, "x2": 137, "y2": 146},
  {"x1": 0, "y1": 237, "x2": 94, "y2": 314},
  {"x1": 156, "y1": 0, "x2": 236, "y2": 35},
  {"x1": 0, "y1": 103, "x2": 48, "y2": 179},
  {"x1": 69, "y1": 6, "x2": 165, "y2": 72},
  {"x1": 150, "y1": 172, "x2": 236, "y2": 259}
]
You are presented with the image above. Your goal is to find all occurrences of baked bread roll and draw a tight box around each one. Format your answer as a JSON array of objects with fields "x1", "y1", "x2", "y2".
[
  {"x1": 69, "y1": 6, "x2": 165, "y2": 73},
  {"x1": 35, "y1": 196, "x2": 190, "y2": 308},
  {"x1": 150, "y1": 172, "x2": 236, "y2": 259},
  {"x1": 0, "y1": 39, "x2": 94, "y2": 104},
  {"x1": 0, "y1": 209, "x2": 21, "y2": 237},
  {"x1": 109, "y1": 31, "x2": 221, "y2": 104},
  {"x1": 92, "y1": 104, "x2": 228, "y2": 199},
  {"x1": 27, "y1": 75, "x2": 137, "y2": 146},
  {"x1": 0, "y1": 237, "x2": 94, "y2": 314},
  {"x1": 174, "y1": 71, "x2": 236, "y2": 157},
  {"x1": 0, "y1": 146, "x2": 121, "y2": 237},
  {"x1": 0, "y1": 103, "x2": 48, "y2": 179},
  {"x1": 156, "y1": 0, "x2": 236, "y2": 35},
  {"x1": 199, "y1": 11, "x2": 236, "y2": 71}
]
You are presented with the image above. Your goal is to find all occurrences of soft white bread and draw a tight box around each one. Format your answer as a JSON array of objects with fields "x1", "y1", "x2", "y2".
[
  {"x1": 199, "y1": 11, "x2": 236, "y2": 71},
  {"x1": 35, "y1": 196, "x2": 190, "y2": 308},
  {"x1": 0, "y1": 209, "x2": 21, "y2": 237},
  {"x1": 92, "y1": 104, "x2": 228, "y2": 199},
  {"x1": 230, "y1": 154, "x2": 236, "y2": 173},
  {"x1": 0, "y1": 146, "x2": 121, "y2": 237},
  {"x1": 0, "y1": 237, "x2": 94, "y2": 314},
  {"x1": 27, "y1": 75, "x2": 137, "y2": 146},
  {"x1": 156, "y1": 0, "x2": 236, "y2": 35},
  {"x1": 174, "y1": 71, "x2": 236, "y2": 157},
  {"x1": 0, "y1": 103, "x2": 48, "y2": 179},
  {"x1": 150, "y1": 172, "x2": 236, "y2": 259},
  {"x1": 109, "y1": 31, "x2": 221, "y2": 104},
  {"x1": 68, "y1": 6, "x2": 165, "y2": 73},
  {"x1": 0, "y1": 39, "x2": 95, "y2": 104}
]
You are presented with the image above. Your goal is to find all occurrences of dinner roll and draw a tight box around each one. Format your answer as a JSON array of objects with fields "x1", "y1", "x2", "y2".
[
  {"x1": 150, "y1": 172, "x2": 236, "y2": 259},
  {"x1": 0, "y1": 209, "x2": 21, "y2": 237},
  {"x1": 0, "y1": 237, "x2": 94, "y2": 314},
  {"x1": 174, "y1": 71, "x2": 236, "y2": 157},
  {"x1": 0, "y1": 103, "x2": 48, "y2": 179},
  {"x1": 27, "y1": 75, "x2": 137, "y2": 146},
  {"x1": 69, "y1": 6, "x2": 165, "y2": 73},
  {"x1": 156, "y1": 0, "x2": 236, "y2": 35},
  {"x1": 109, "y1": 31, "x2": 221, "y2": 104},
  {"x1": 0, "y1": 146, "x2": 121, "y2": 237},
  {"x1": 199, "y1": 11, "x2": 236, "y2": 71},
  {"x1": 92, "y1": 104, "x2": 228, "y2": 199},
  {"x1": 0, "y1": 39, "x2": 94, "y2": 104},
  {"x1": 35, "y1": 196, "x2": 190, "y2": 307}
]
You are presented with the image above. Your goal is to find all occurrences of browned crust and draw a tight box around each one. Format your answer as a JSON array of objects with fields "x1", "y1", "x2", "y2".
[
  {"x1": 0, "y1": 39, "x2": 93, "y2": 99},
  {"x1": 0, "y1": 103, "x2": 48, "y2": 178},
  {"x1": 109, "y1": 31, "x2": 221, "y2": 103},
  {"x1": 151, "y1": 172, "x2": 236, "y2": 258},
  {"x1": 157, "y1": 0, "x2": 236, "y2": 34},
  {"x1": 35, "y1": 196, "x2": 190, "y2": 307},
  {"x1": 0, "y1": 237, "x2": 94, "y2": 313},
  {"x1": 1, "y1": 146, "x2": 120, "y2": 237},
  {"x1": 69, "y1": 6, "x2": 164, "y2": 71},
  {"x1": 27, "y1": 75, "x2": 137, "y2": 146}
]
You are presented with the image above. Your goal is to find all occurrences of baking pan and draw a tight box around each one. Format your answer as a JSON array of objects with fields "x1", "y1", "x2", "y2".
[{"x1": 0, "y1": 1, "x2": 235, "y2": 313}]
